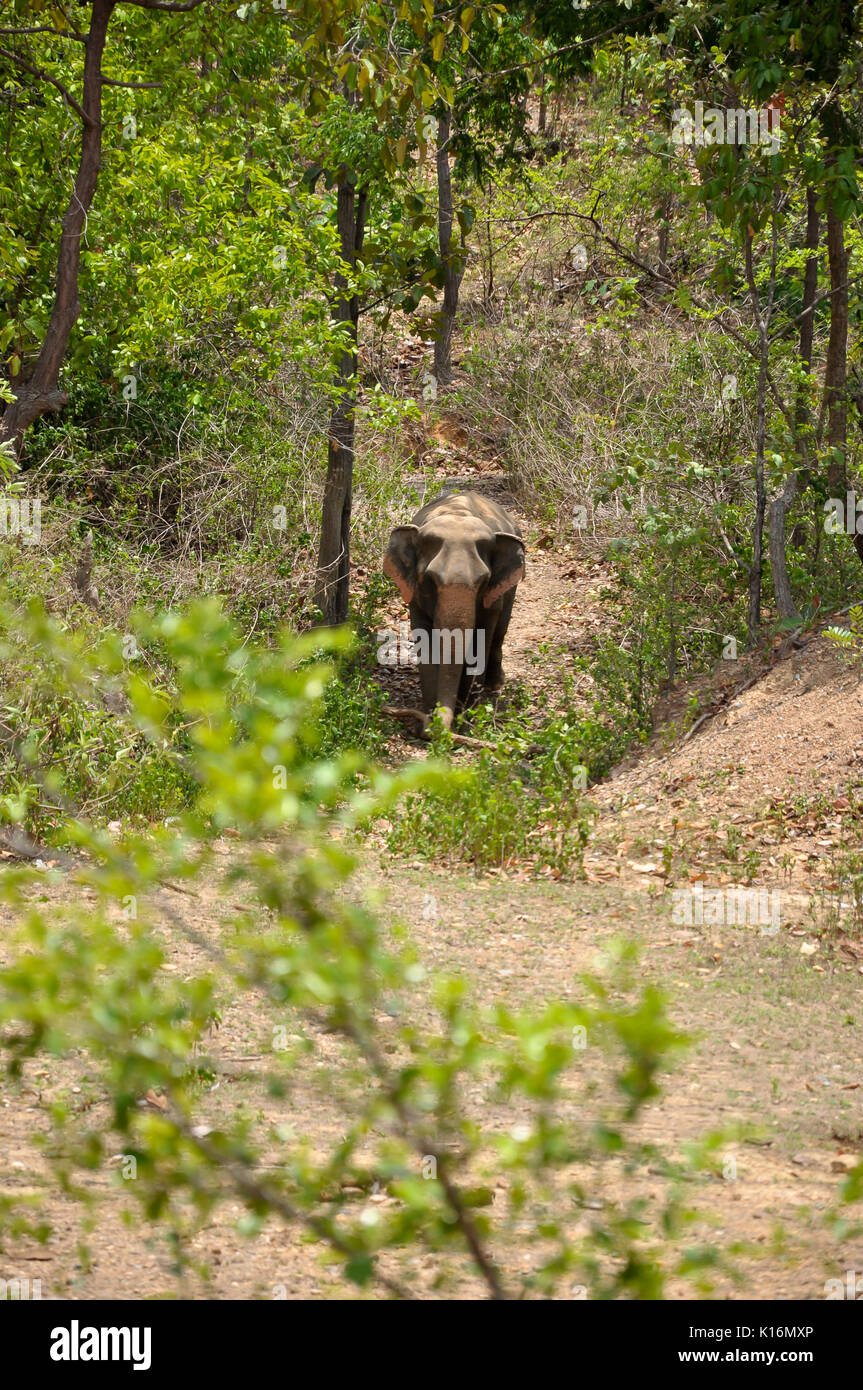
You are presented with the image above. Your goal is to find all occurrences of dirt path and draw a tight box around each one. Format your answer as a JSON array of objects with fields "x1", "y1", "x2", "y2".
[{"x1": 1, "y1": 860, "x2": 860, "y2": 1300}]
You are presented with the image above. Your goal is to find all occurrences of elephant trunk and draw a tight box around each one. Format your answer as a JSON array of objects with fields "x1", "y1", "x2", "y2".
[{"x1": 432, "y1": 585, "x2": 477, "y2": 729}]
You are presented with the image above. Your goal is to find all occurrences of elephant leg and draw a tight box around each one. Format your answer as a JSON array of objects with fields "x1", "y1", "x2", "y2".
[
  {"x1": 464, "y1": 607, "x2": 496, "y2": 702},
  {"x1": 484, "y1": 592, "x2": 515, "y2": 690},
  {"x1": 409, "y1": 604, "x2": 437, "y2": 713},
  {"x1": 457, "y1": 664, "x2": 476, "y2": 709},
  {"x1": 454, "y1": 603, "x2": 493, "y2": 710},
  {"x1": 419, "y1": 661, "x2": 438, "y2": 714},
  {"x1": 456, "y1": 607, "x2": 500, "y2": 711}
]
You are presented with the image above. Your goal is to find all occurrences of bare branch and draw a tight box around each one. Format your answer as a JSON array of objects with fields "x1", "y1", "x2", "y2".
[
  {"x1": 0, "y1": 45, "x2": 93, "y2": 125},
  {"x1": 0, "y1": 26, "x2": 86, "y2": 42},
  {"x1": 768, "y1": 273, "x2": 863, "y2": 346},
  {"x1": 177, "y1": 1117, "x2": 416, "y2": 1301},
  {"x1": 463, "y1": 12, "x2": 652, "y2": 87}
]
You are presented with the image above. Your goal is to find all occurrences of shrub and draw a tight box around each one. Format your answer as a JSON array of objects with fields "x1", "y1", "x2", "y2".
[{"x1": 0, "y1": 598, "x2": 719, "y2": 1298}]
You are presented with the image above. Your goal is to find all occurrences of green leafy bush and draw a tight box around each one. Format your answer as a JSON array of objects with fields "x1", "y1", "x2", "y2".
[
  {"x1": 385, "y1": 701, "x2": 596, "y2": 875},
  {"x1": 0, "y1": 598, "x2": 720, "y2": 1298},
  {"x1": 826, "y1": 604, "x2": 863, "y2": 665}
]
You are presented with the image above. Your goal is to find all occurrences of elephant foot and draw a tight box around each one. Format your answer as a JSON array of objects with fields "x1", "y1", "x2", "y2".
[
  {"x1": 419, "y1": 706, "x2": 454, "y2": 737},
  {"x1": 484, "y1": 661, "x2": 504, "y2": 692}
]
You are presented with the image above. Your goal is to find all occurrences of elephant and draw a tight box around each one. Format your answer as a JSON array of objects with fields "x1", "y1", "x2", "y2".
[{"x1": 383, "y1": 491, "x2": 525, "y2": 731}]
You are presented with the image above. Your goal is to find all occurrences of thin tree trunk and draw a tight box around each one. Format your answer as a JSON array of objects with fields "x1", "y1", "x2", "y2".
[
  {"x1": 656, "y1": 105, "x2": 674, "y2": 277},
  {"x1": 744, "y1": 214, "x2": 777, "y2": 645},
  {"x1": 483, "y1": 203, "x2": 494, "y2": 310},
  {"x1": 822, "y1": 112, "x2": 863, "y2": 568},
  {"x1": 0, "y1": 0, "x2": 115, "y2": 452},
  {"x1": 823, "y1": 153, "x2": 848, "y2": 496},
  {"x1": 619, "y1": 49, "x2": 629, "y2": 112},
  {"x1": 314, "y1": 178, "x2": 367, "y2": 625},
  {"x1": 433, "y1": 108, "x2": 465, "y2": 388},
  {"x1": 749, "y1": 346, "x2": 768, "y2": 642},
  {"x1": 768, "y1": 186, "x2": 820, "y2": 623},
  {"x1": 656, "y1": 210, "x2": 670, "y2": 278},
  {"x1": 796, "y1": 186, "x2": 819, "y2": 435},
  {"x1": 768, "y1": 471, "x2": 800, "y2": 622},
  {"x1": 666, "y1": 562, "x2": 677, "y2": 683}
]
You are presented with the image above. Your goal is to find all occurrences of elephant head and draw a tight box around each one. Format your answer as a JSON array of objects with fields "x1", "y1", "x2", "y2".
[{"x1": 383, "y1": 499, "x2": 525, "y2": 729}]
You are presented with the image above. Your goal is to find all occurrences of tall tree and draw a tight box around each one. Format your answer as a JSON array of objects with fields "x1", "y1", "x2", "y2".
[
  {"x1": 432, "y1": 106, "x2": 463, "y2": 387},
  {"x1": 307, "y1": 4, "x2": 482, "y2": 622},
  {"x1": 0, "y1": 0, "x2": 118, "y2": 449},
  {"x1": 821, "y1": 100, "x2": 852, "y2": 497},
  {"x1": 767, "y1": 186, "x2": 820, "y2": 624},
  {"x1": 315, "y1": 173, "x2": 367, "y2": 624}
]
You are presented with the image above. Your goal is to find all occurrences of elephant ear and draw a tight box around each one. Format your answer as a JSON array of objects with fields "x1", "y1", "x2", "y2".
[
  {"x1": 383, "y1": 524, "x2": 419, "y2": 603},
  {"x1": 483, "y1": 531, "x2": 525, "y2": 607}
]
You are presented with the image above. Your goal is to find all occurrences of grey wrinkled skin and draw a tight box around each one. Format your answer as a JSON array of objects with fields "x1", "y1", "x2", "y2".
[{"x1": 383, "y1": 491, "x2": 525, "y2": 730}]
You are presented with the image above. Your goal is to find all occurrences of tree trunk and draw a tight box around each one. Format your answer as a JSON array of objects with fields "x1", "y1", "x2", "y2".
[
  {"x1": 314, "y1": 178, "x2": 367, "y2": 625},
  {"x1": 796, "y1": 186, "x2": 819, "y2": 435},
  {"x1": 748, "y1": 344, "x2": 768, "y2": 643},
  {"x1": 483, "y1": 194, "x2": 494, "y2": 311},
  {"x1": 656, "y1": 210, "x2": 670, "y2": 278},
  {"x1": 768, "y1": 471, "x2": 800, "y2": 622},
  {"x1": 768, "y1": 186, "x2": 819, "y2": 623},
  {"x1": 0, "y1": 0, "x2": 115, "y2": 453},
  {"x1": 656, "y1": 105, "x2": 674, "y2": 277},
  {"x1": 744, "y1": 222, "x2": 775, "y2": 645},
  {"x1": 433, "y1": 108, "x2": 465, "y2": 388},
  {"x1": 823, "y1": 156, "x2": 848, "y2": 496},
  {"x1": 619, "y1": 49, "x2": 629, "y2": 112}
]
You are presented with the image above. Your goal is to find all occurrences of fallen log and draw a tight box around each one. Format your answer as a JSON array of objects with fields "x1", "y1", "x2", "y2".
[
  {"x1": 382, "y1": 705, "x2": 498, "y2": 750},
  {"x1": 382, "y1": 706, "x2": 545, "y2": 754}
]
